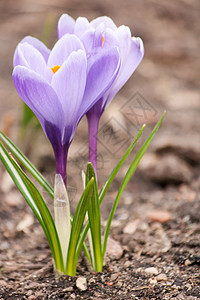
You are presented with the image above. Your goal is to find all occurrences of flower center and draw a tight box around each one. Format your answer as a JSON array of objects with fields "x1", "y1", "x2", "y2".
[
  {"x1": 102, "y1": 35, "x2": 105, "y2": 47},
  {"x1": 51, "y1": 65, "x2": 61, "y2": 74}
]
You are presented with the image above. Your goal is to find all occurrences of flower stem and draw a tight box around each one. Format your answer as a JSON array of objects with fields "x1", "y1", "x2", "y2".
[
  {"x1": 54, "y1": 145, "x2": 69, "y2": 185},
  {"x1": 87, "y1": 112, "x2": 100, "y2": 174}
]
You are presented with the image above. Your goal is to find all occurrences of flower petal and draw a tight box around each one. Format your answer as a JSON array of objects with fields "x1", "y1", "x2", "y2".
[
  {"x1": 79, "y1": 46, "x2": 120, "y2": 117},
  {"x1": 81, "y1": 27, "x2": 119, "y2": 69},
  {"x1": 48, "y1": 34, "x2": 85, "y2": 69},
  {"x1": 51, "y1": 49, "x2": 87, "y2": 124},
  {"x1": 14, "y1": 36, "x2": 50, "y2": 65},
  {"x1": 12, "y1": 66, "x2": 65, "y2": 145},
  {"x1": 74, "y1": 17, "x2": 90, "y2": 37},
  {"x1": 103, "y1": 26, "x2": 144, "y2": 108},
  {"x1": 90, "y1": 16, "x2": 117, "y2": 31},
  {"x1": 58, "y1": 14, "x2": 75, "y2": 39},
  {"x1": 14, "y1": 43, "x2": 47, "y2": 78}
]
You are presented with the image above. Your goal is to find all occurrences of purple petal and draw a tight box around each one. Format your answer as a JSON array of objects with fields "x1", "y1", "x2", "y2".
[
  {"x1": 51, "y1": 49, "x2": 87, "y2": 124},
  {"x1": 90, "y1": 16, "x2": 117, "y2": 31},
  {"x1": 14, "y1": 43, "x2": 48, "y2": 78},
  {"x1": 103, "y1": 26, "x2": 144, "y2": 108},
  {"x1": 79, "y1": 46, "x2": 120, "y2": 117},
  {"x1": 58, "y1": 14, "x2": 75, "y2": 39},
  {"x1": 12, "y1": 66, "x2": 65, "y2": 140},
  {"x1": 48, "y1": 34, "x2": 84, "y2": 69},
  {"x1": 81, "y1": 27, "x2": 119, "y2": 69},
  {"x1": 74, "y1": 17, "x2": 90, "y2": 37},
  {"x1": 13, "y1": 36, "x2": 50, "y2": 65}
]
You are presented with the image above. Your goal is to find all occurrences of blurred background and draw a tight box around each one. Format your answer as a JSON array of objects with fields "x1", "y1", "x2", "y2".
[
  {"x1": 0, "y1": 0, "x2": 199, "y2": 199},
  {"x1": 0, "y1": 2, "x2": 200, "y2": 295}
]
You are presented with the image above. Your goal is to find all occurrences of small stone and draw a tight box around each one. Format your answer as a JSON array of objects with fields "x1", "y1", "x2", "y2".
[
  {"x1": 184, "y1": 259, "x2": 192, "y2": 266},
  {"x1": 144, "y1": 267, "x2": 159, "y2": 275},
  {"x1": 156, "y1": 273, "x2": 168, "y2": 282},
  {"x1": 88, "y1": 278, "x2": 96, "y2": 284},
  {"x1": 76, "y1": 276, "x2": 87, "y2": 291},
  {"x1": 148, "y1": 210, "x2": 172, "y2": 223},
  {"x1": 117, "y1": 281, "x2": 123, "y2": 287},
  {"x1": 110, "y1": 273, "x2": 119, "y2": 281},
  {"x1": 124, "y1": 260, "x2": 132, "y2": 267},
  {"x1": 149, "y1": 278, "x2": 157, "y2": 285},
  {"x1": 26, "y1": 290, "x2": 33, "y2": 296},
  {"x1": 0, "y1": 280, "x2": 7, "y2": 287},
  {"x1": 106, "y1": 237, "x2": 123, "y2": 259},
  {"x1": 28, "y1": 296, "x2": 37, "y2": 300},
  {"x1": 123, "y1": 219, "x2": 140, "y2": 234},
  {"x1": 63, "y1": 286, "x2": 73, "y2": 292}
]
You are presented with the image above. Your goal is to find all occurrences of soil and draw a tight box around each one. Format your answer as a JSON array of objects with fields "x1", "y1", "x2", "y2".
[{"x1": 0, "y1": 0, "x2": 200, "y2": 299}]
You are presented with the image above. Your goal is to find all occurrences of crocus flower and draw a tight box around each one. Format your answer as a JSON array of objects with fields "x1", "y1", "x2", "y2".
[
  {"x1": 13, "y1": 33, "x2": 120, "y2": 183},
  {"x1": 58, "y1": 15, "x2": 144, "y2": 172}
]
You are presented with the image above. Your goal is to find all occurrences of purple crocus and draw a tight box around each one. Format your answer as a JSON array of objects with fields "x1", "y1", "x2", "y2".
[
  {"x1": 58, "y1": 15, "x2": 144, "y2": 172},
  {"x1": 13, "y1": 33, "x2": 120, "y2": 183}
]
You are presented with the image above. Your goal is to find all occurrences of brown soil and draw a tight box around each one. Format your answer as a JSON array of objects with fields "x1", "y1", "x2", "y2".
[{"x1": 0, "y1": 0, "x2": 200, "y2": 299}]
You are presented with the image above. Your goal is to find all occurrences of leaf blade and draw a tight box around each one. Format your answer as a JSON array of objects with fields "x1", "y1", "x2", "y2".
[
  {"x1": 99, "y1": 124, "x2": 146, "y2": 204},
  {"x1": 0, "y1": 142, "x2": 64, "y2": 272},
  {"x1": 86, "y1": 163, "x2": 103, "y2": 272},
  {"x1": 103, "y1": 111, "x2": 166, "y2": 256},
  {"x1": 66, "y1": 178, "x2": 94, "y2": 276},
  {"x1": 0, "y1": 131, "x2": 54, "y2": 198}
]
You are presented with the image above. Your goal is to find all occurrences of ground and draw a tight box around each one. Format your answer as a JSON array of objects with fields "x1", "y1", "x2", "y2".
[{"x1": 0, "y1": 0, "x2": 199, "y2": 299}]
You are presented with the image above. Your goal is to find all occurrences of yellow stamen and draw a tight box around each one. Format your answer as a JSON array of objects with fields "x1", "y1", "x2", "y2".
[
  {"x1": 51, "y1": 65, "x2": 61, "y2": 74},
  {"x1": 102, "y1": 35, "x2": 105, "y2": 47}
]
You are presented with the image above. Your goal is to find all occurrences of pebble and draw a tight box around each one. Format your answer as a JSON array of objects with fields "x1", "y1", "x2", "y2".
[
  {"x1": 123, "y1": 219, "x2": 140, "y2": 234},
  {"x1": 184, "y1": 259, "x2": 192, "y2": 266},
  {"x1": 149, "y1": 278, "x2": 157, "y2": 285},
  {"x1": 106, "y1": 237, "x2": 123, "y2": 259},
  {"x1": 76, "y1": 276, "x2": 87, "y2": 291},
  {"x1": 148, "y1": 210, "x2": 172, "y2": 223},
  {"x1": 63, "y1": 287, "x2": 73, "y2": 292},
  {"x1": 144, "y1": 267, "x2": 159, "y2": 275},
  {"x1": 110, "y1": 273, "x2": 119, "y2": 281},
  {"x1": 26, "y1": 290, "x2": 33, "y2": 296},
  {"x1": 117, "y1": 281, "x2": 123, "y2": 287},
  {"x1": 156, "y1": 273, "x2": 168, "y2": 282},
  {"x1": 27, "y1": 296, "x2": 37, "y2": 300},
  {"x1": 88, "y1": 278, "x2": 96, "y2": 284}
]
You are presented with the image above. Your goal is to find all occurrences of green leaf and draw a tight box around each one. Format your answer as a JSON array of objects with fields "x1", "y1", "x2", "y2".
[
  {"x1": 0, "y1": 131, "x2": 54, "y2": 198},
  {"x1": 77, "y1": 123, "x2": 146, "y2": 258},
  {"x1": 86, "y1": 163, "x2": 103, "y2": 272},
  {"x1": 66, "y1": 178, "x2": 94, "y2": 276},
  {"x1": 103, "y1": 111, "x2": 166, "y2": 256},
  {"x1": 0, "y1": 142, "x2": 64, "y2": 272},
  {"x1": 99, "y1": 124, "x2": 146, "y2": 204},
  {"x1": 0, "y1": 130, "x2": 92, "y2": 271}
]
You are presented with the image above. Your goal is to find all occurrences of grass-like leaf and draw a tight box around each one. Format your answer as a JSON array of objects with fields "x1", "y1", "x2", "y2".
[
  {"x1": 99, "y1": 124, "x2": 146, "y2": 204},
  {"x1": 66, "y1": 178, "x2": 94, "y2": 276},
  {"x1": 0, "y1": 142, "x2": 64, "y2": 272},
  {"x1": 86, "y1": 163, "x2": 103, "y2": 272},
  {"x1": 0, "y1": 131, "x2": 54, "y2": 198},
  {"x1": 78, "y1": 124, "x2": 146, "y2": 254},
  {"x1": 103, "y1": 111, "x2": 166, "y2": 255},
  {"x1": 0, "y1": 131, "x2": 92, "y2": 269}
]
